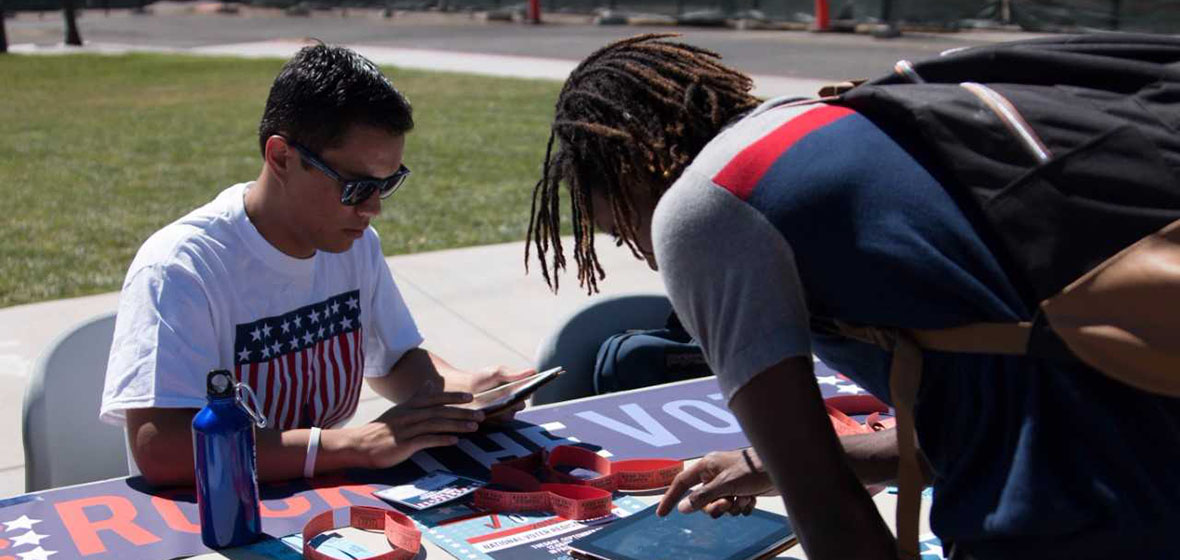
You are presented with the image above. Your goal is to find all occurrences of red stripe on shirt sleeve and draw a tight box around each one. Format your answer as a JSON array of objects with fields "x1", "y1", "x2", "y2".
[{"x1": 713, "y1": 105, "x2": 855, "y2": 201}]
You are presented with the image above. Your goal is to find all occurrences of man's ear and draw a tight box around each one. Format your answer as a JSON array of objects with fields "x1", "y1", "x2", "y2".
[{"x1": 263, "y1": 135, "x2": 293, "y2": 182}]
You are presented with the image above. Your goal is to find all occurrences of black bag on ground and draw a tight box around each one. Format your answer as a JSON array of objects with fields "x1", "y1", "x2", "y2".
[{"x1": 592, "y1": 313, "x2": 713, "y2": 395}]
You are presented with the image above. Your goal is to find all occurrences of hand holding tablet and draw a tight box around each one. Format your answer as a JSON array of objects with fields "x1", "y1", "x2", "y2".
[{"x1": 458, "y1": 366, "x2": 563, "y2": 416}]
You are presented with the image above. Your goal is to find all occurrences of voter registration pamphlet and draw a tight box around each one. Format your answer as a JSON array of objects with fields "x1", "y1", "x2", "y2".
[
  {"x1": 373, "y1": 470, "x2": 487, "y2": 510},
  {"x1": 407, "y1": 495, "x2": 648, "y2": 560}
]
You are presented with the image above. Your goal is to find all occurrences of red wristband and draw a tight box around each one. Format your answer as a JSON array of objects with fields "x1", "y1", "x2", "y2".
[
  {"x1": 543, "y1": 445, "x2": 683, "y2": 491},
  {"x1": 472, "y1": 446, "x2": 682, "y2": 520},
  {"x1": 824, "y1": 394, "x2": 890, "y2": 415},
  {"x1": 301, "y1": 506, "x2": 421, "y2": 560}
]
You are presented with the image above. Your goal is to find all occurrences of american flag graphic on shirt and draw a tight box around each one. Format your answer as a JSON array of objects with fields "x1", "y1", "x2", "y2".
[{"x1": 233, "y1": 290, "x2": 364, "y2": 431}]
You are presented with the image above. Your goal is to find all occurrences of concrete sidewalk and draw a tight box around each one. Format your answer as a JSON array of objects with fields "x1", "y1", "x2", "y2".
[
  {"x1": 189, "y1": 40, "x2": 833, "y2": 98},
  {"x1": 11, "y1": 39, "x2": 834, "y2": 99}
]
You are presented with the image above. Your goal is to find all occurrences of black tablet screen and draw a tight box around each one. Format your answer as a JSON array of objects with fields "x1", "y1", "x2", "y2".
[{"x1": 572, "y1": 505, "x2": 795, "y2": 560}]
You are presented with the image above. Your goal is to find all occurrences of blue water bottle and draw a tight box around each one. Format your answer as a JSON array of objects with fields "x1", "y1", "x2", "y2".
[{"x1": 192, "y1": 369, "x2": 267, "y2": 549}]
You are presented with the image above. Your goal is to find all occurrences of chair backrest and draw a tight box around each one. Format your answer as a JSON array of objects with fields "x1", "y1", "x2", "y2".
[
  {"x1": 23, "y1": 311, "x2": 129, "y2": 492},
  {"x1": 531, "y1": 294, "x2": 672, "y2": 406}
]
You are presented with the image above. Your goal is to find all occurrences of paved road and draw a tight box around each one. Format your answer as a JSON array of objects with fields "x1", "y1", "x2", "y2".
[{"x1": 6, "y1": 7, "x2": 1034, "y2": 80}]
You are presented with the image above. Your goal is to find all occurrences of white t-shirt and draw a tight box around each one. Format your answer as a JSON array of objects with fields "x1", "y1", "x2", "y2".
[{"x1": 101, "y1": 182, "x2": 423, "y2": 430}]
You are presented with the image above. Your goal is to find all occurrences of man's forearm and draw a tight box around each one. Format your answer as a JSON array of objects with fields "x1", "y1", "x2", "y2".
[
  {"x1": 841, "y1": 429, "x2": 899, "y2": 485},
  {"x1": 127, "y1": 408, "x2": 369, "y2": 486},
  {"x1": 255, "y1": 426, "x2": 366, "y2": 481},
  {"x1": 742, "y1": 428, "x2": 901, "y2": 490},
  {"x1": 841, "y1": 428, "x2": 934, "y2": 486},
  {"x1": 730, "y1": 357, "x2": 895, "y2": 559},
  {"x1": 369, "y1": 348, "x2": 473, "y2": 403}
]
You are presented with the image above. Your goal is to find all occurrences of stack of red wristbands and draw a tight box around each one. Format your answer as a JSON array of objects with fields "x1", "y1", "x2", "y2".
[{"x1": 472, "y1": 445, "x2": 683, "y2": 520}]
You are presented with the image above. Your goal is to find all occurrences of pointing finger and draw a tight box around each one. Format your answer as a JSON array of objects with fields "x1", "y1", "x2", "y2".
[{"x1": 657, "y1": 461, "x2": 709, "y2": 516}]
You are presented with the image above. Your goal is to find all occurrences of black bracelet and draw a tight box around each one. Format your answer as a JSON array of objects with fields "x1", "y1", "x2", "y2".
[{"x1": 741, "y1": 448, "x2": 759, "y2": 473}]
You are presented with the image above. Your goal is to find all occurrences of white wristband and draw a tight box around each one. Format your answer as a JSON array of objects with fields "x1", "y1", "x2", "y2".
[{"x1": 304, "y1": 427, "x2": 321, "y2": 479}]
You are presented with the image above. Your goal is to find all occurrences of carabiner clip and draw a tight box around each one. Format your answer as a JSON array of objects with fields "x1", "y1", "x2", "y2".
[{"x1": 235, "y1": 382, "x2": 268, "y2": 429}]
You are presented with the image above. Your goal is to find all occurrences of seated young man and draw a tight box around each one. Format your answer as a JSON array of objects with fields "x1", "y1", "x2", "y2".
[
  {"x1": 524, "y1": 34, "x2": 1180, "y2": 559},
  {"x1": 102, "y1": 43, "x2": 531, "y2": 486}
]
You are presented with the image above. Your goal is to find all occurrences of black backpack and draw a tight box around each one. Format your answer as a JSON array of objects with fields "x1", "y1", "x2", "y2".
[
  {"x1": 592, "y1": 312, "x2": 712, "y2": 395},
  {"x1": 838, "y1": 33, "x2": 1180, "y2": 315},
  {"x1": 814, "y1": 34, "x2": 1180, "y2": 559}
]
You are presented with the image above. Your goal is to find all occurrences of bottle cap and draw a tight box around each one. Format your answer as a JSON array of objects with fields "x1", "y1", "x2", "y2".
[{"x1": 207, "y1": 370, "x2": 235, "y2": 398}]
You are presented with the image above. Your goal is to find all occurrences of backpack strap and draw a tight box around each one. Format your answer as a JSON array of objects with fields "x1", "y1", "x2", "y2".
[
  {"x1": 902, "y1": 217, "x2": 1180, "y2": 398},
  {"x1": 828, "y1": 314, "x2": 1127, "y2": 559},
  {"x1": 824, "y1": 318, "x2": 1042, "y2": 559},
  {"x1": 824, "y1": 322, "x2": 924, "y2": 560},
  {"x1": 818, "y1": 80, "x2": 867, "y2": 97},
  {"x1": 908, "y1": 322, "x2": 1033, "y2": 353},
  {"x1": 889, "y1": 332, "x2": 925, "y2": 560}
]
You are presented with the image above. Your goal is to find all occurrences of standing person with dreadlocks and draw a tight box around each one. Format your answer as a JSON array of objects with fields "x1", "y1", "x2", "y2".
[{"x1": 527, "y1": 34, "x2": 1180, "y2": 560}]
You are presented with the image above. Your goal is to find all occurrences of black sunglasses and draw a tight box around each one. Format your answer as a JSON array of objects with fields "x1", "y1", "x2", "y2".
[{"x1": 288, "y1": 140, "x2": 411, "y2": 206}]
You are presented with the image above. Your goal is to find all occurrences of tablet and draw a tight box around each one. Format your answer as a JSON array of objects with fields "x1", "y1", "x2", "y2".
[
  {"x1": 568, "y1": 504, "x2": 796, "y2": 560},
  {"x1": 458, "y1": 367, "x2": 563, "y2": 415}
]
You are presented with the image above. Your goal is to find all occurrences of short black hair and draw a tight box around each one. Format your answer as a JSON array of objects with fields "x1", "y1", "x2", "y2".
[{"x1": 258, "y1": 42, "x2": 414, "y2": 156}]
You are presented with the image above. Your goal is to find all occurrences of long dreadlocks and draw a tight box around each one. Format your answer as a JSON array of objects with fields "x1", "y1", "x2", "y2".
[{"x1": 526, "y1": 33, "x2": 760, "y2": 294}]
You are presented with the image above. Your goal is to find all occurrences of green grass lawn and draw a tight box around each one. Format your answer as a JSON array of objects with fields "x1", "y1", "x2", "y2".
[{"x1": 0, "y1": 53, "x2": 563, "y2": 308}]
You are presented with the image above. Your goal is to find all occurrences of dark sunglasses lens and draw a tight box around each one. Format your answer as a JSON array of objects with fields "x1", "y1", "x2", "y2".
[
  {"x1": 341, "y1": 168, "x2": 409, "y2": 205},
  {"x1": 341, "y1": 181, "x2": 378, "y2": 206}
]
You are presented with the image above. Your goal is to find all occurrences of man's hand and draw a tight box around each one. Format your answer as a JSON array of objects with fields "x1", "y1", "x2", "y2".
[
  {"x1": 464, "y1": 366, "x2": 536, "y2": 423},
  {"x1": 657, "y1": 448, "x2": 776, "y2": 518},
  {"x1": 467, "y1": 366, "x2": 537, "y2": 393},
  {"x1": 373, "y1": 349, "x2": 536, "y2": 424},
  {"x1": 346, "y1": 386, "x2": 484, "y2": 469}
]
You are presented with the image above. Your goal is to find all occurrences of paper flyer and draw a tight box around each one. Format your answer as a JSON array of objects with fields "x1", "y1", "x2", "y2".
[{"x1": 373, "y1": 470, "x2": 486, "y2": 510}]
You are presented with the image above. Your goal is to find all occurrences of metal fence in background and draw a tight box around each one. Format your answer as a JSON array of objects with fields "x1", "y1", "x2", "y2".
[
  {"x1": 387, "y1": 0, "x2": 1180, "y2": 32},
  {"x1": 1013, "y1": 0, "x2": 1180, "y2": 33},
  {"x1": 6, "y1": 0, "x2": 150, "y2": 10},
  {"x1": 389, "y1": 0, "x2": 981, "y2": 23}
]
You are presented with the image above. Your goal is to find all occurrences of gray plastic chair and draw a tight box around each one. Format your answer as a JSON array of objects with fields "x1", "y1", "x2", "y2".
[
  {"x1": 531, "y1": 293, "x2": 673, "y2": 406},
  {"x1": 23, "y1": 311, "x2": 129, "y2": 492}
]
